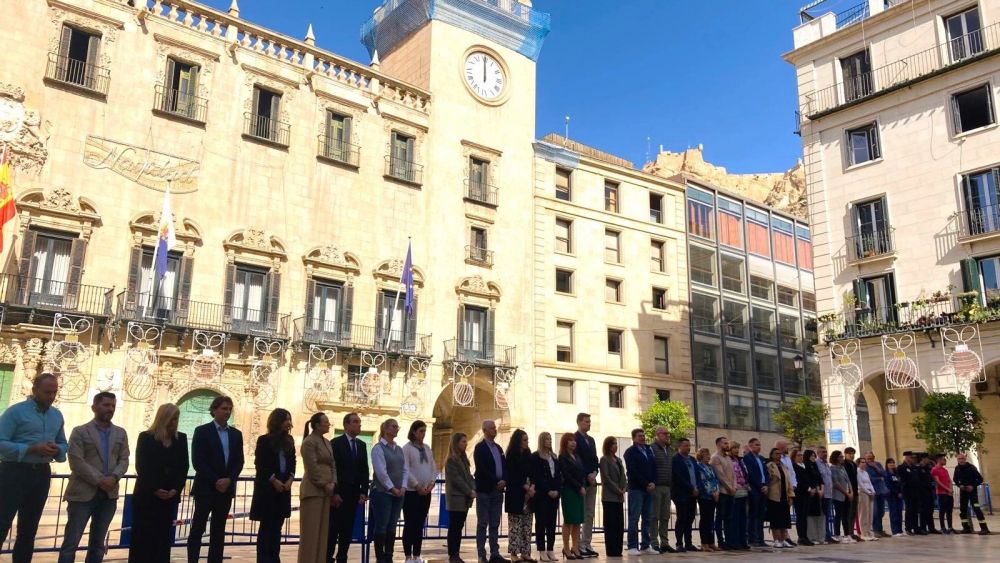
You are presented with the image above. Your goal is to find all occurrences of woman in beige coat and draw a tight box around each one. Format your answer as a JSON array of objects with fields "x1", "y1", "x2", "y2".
[
  {"x1": 765, "y1": 448, "x2": 795, "y2": 548},
  {"x1": 299, "y1": 412, "x2": 337, "y2": 563}
]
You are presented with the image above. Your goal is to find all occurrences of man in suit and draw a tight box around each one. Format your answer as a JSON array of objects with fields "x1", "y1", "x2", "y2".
[
  {"x1": 58, "y1": 392, "x2": 129, "y2": 563},
  {"x1": 670, "y1": 438, "x2": 699, "y2": 552},
  {"x1": 574, "y1": 413, "x2": 599, "y2": 558},
  {"x1": 188, "y1": 396, "x2": 244, "y2": 563},
  {"x1": 474, "y1": 420, "x2": 509, "y2": 563},
  {"x1": 623, "y1": 428, "x2": 656, "y2": 556},
  {"x1": 743, "y1": 438, "x2": 769, "y2": 548},
  {"x1": 329, "y1": 412, "x2": 370, "y2": 563}
]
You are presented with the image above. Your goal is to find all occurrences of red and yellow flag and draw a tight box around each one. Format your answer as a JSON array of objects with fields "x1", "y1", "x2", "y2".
[{"x1": 0, "y1": 144, "x2": 16, "y2": 252}]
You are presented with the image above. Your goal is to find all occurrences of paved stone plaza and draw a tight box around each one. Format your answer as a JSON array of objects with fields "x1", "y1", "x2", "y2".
[{"x1": 17, "y1": 513, "x2": 998, "y2": 563}]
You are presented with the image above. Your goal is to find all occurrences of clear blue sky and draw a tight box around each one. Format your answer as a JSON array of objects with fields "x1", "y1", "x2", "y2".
[{"x1": 203, "y1": 0, "x2": 808, "y2": 173}]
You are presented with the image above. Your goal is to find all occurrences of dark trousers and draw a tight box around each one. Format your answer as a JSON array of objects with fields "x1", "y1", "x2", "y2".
[
  {"x1": 747, "y1": 490, "x2": 766, "y2": 545},
  {"x1": 0, "y1": 462, "x2": 51, "y2": 563},
  {"x1": 959, "y1": 489, "x2": 987, "y2": 530},
  {"x1": 872, "y1": 493, "x2": 886, "y2": 533},
  {"x1": 402, "y1": 491, "x2": 432, "y2": 557},
  {"x1": 475, "y1": 490, "x2": 503, "y2": 559},
  {"x1": 329, "y1": 493, "x2": 359, "y2": 563},
  {"x1": 833, "y1": 499, "x2": 851, "y2": 537},
  {"x1": 447, "y1": 510, "x2": 469, "y2": 556},
  {"x1": 714, "y1": 494, "x2": 731, "y2": 547},
  {"x1": 187, "y1": 493, "x2": 233, "y2": 563},
  {"x1": 919, "y1": 493, "x2": 935, "y2": 531},
  {"x1": 887, "y1": 494, "x2": 903, "y2": 535},
  {"x1": 697, "y1": 498, "x2": 716, "y2": 546},
  {"x1": 728, "y1": 495, "x2": 747, "y2": 548},
  {"x1": 535, "y1": 496, "x2": 558, "y2": 552},
  {"x1": 904, "y1": 493, "x2": 920, "y2": 533},
  {"x1": 128, "y1": 494, "x2": 180, "y2": 563},
  {"x1": 601, "y1": 501, "x2": 624, "y2": 556},
  {"x1": 673, "y1": 498, "x2": 696, "y2": 547},
  {"x1": 937, "y1": 494, "x2": 954, "y2": 530},
  {"x1": 255, "y1": 515, "x2": 284, "y2": 563},
  {"x1": 793, "y1": 494, "x2": 808, "y2": 541},
  {"x1": 822, "y1": 498, "x2": 834, "y2": 539}
]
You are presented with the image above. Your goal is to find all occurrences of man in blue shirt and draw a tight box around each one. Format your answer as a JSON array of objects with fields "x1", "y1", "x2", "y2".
[
  {"x1": 0, "y1": 372, "x2": 68, "y2": 562},
  {"x1": 188, "y1": 396, "x2": 244, "y2": 563}
]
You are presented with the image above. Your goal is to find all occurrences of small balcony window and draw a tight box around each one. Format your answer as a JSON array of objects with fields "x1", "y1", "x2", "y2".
[
  {"x1": 47, "y1": 25, "x2": 109, "y2": 94},
  {"x1": 387, "y1": 131, "x2": 422, "y2": 184},
  {"x1": 319, "y1": 112, "x2": 359, "y2": 167},
  {"x1": 155, "y1": 58, "x2": 206, "y2": 123},
  {"x1": 840, "y1": 48, "x2": 872, "y2": 102},
  {"x1": 245, "y1": 86, "x2": 290, "y2": 146},
  {"x1": 946, "y1": 7, "x2": 984, "y2": 63}
]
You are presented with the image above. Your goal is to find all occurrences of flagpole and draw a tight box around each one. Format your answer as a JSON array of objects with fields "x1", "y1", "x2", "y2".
[{"x1": 383, "y1": 237, "x2": 410, "y2": 350}]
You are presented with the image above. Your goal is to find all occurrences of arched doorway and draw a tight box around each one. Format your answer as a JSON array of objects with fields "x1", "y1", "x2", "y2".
[
  {"x1": 177, "y1": 389, "x2": 218, "y2": 462},
  {"x1": 431, "y1": 379, "x2": 508, "y2": 470}
]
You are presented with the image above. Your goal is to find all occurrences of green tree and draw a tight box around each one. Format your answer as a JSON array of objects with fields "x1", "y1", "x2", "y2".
[
  {"x1": 911, "y1": 392, "x2": 986, "y2": 456},
  {"x1": 773, "y1": 396, "x2": 829, "y2": 450},
  {"x1": 635, "y1": 399, "x2": 695, "y2": 444}
]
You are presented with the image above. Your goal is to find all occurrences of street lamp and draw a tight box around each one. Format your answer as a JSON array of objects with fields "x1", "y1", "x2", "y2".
[
  {"x1": 793, "y1": 354, "x2": 804, "y2": 370},
  {"x1": 886, "y1": 397, "x2": 898, "y2": 416}
]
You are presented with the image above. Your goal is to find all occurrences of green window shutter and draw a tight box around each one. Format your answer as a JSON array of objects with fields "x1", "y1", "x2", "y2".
[
  {"x1": 852, "y1": 278, "x2": 869, "y2": 308},
  {"x1": 0, "y1": 367, "x2": 13, "y2": 414},
  {"x1": 961, "y1": 258, "x2": 982, "y2": 297}
]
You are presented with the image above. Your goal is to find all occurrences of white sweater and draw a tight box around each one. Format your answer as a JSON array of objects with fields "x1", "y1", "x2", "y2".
[
  {"x1": 403, "y1": 441, "x2": 438, "y2": 491},
  {"x1": 857, "y1": 468, "x2": 875, "y2": 495}
]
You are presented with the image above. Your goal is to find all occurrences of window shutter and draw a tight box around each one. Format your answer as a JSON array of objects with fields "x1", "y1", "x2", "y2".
[
  {"x1": 961, "y1": 258, "x2": 982, "y2": 296},
  {"x1": 405, "y1": 295, "x2": 418, "y2": 351},
  {"x1": 270, "y1": 93, "x2": 281, "y2": 121},
  {"x1": 885, "y1": 273, "x2": 898, "y2": 323},
  {"x1": 988, "y1": 85, "x2": 996, "y2": 125},
  {"x1": 85, "y1": 34, "x2": 101, "y2": 89},
  {"x1": 374, "y1": 290, "x2": 385, "y2": 342},
  {"x1": 125, "y1": 246, "x2": 143, "y2": 313},
  {"x1": 14, "y1": 230, "x2": 38, "y2": 305},
  {"x1": 485, "y1": 308, "x2": 496, "y2": 360},
  {"x1": 951, "y1": 93, "x2": 963, "y2": 132},
  {"x1": 852, "y1": 278, "x2": 869, "y2": 310},
  {"x1": 269, "y1": 94, "x2": 282, "y2": 142},
  {"x1": 341, "y1": 283, "x2": 354, "y2": 341},
  {"x1": 164, "y1": 58, "x2": 176, "y2": 90},
  {"x1": 222, "y1": 263, "x2": 236, "y2": 327},
  {"x1": 64, "y1": 238, "x2": 88, "y2": 310},
  {"x1": 58, "y1": 26, "x2": 72, "y2": 79},
  {"x1": 251, "y1": 87, "x2": 260, "y2": 115},
  {"x1": 870, "y1": 125, "x2": 881, "y2": 160},
  {"x1": 457, "y1": 303, "x2": 466, "y2": 344},
  {"x1": 266, "y1": 270, "x2": 281, "y2": 333},
  {"x1": 175, "y1": 255, "x2": 193, "y2": 324},
  {"x1": 343, "y1": 116, "x2": 352, "y2": 144},
  {"x1": 405, "y1": 136, "x2": 415, "y2": 163},
  {"x1": 304, "y1": 277, "x2": 316, "y2": 324},
  {"x1": 187, "y1": 65, "x2": 199, "y2": 97}
]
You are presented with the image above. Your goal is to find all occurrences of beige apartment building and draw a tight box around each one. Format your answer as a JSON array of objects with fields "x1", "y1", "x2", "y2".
[
  {"x1": 0, "y1": 0, "x2": 699, "y2": 476},
  {"x1": 786, "y1": 0, "x2": 1000, "y2": 486},
  {"x1": 530, "y1": 134, "x2": 692, "y2": 449}
]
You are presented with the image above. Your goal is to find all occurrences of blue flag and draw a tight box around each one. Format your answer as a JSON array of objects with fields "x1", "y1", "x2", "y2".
[{"x1": 401, "y1": 241, "x2": 414, "y2": 316}]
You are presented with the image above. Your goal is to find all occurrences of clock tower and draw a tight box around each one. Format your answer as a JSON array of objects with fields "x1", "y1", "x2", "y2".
[{"x1": 360, "y1": 0, "x2": 550, "y2": 449}]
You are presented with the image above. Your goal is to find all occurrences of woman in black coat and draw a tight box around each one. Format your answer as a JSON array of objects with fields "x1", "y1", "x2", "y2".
[
  {"x1": 504, "y1": 429, "x2": 536, "y2": 561},
  {"x1": 250, "y1": 408, "x2": 297, "y2": 563},
  {"x1": 128, "y1": 404, "x2": 189, "y2": 563},
  {"x1": 531, "y1": 432, "x2": 562, "y2": 562}
]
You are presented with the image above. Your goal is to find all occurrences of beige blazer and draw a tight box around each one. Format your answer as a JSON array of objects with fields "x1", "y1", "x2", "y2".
[
  {"x1": 766, "y1": 460, "x2": 796, "y2": 503},
  {"x1": 300, "y1": 432, "x2": 336, "y2": 499},
  {"x1": 710, "y1": 452, "x2": 736, "y2": 495},
  {"x1": 64, "y1": 421, "x2": 130, "y2": 502}
]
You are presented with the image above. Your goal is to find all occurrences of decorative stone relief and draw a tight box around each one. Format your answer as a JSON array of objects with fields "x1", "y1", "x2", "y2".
[
  {"x1": 154, "y1": 40, "x2": 216, "y2": 101},
  {"x1": 373, "y1": 259, "x2": 424, "y2": 290},
  {"x1": 242, "y1": 68, "x2": 297, "y2": 124},
  {"x1": 456, "y1": 275, "x2": 502, "y2": 302},
  {"x1": 224, "y1": 227, "x2": 287, "y2": 269},
  {"x1": 0, "y1": 83, "x2": 51, "y2": 176}
]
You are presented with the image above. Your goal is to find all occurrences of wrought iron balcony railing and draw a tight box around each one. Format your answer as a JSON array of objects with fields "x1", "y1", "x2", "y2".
[
  {"x1": 443, "y1": 338, "x2": 516, "y2": 368},
  {"x1": 466, "y1": 245, "x2": 494, "y2": 267},
  {"x1": 292, "y1": 317, "x2": 431, "y2": 356},
  {"x1": 835, "y1": 1, "x2": 869, "y2": 28},
  {"x1": 847, "y1": 227, "x2": 895, "y2": 262},
  {"x1": 317, "y1": 135, "x2": 361, "y2": 167},
  {"x1": 464, "y1": 180, "x2": 499, "y2": 207},
  {"x1": 44, "y1": 52, "x2": 110, "y2": 95},
  {"x1": 384, "y1": 155, "x2": 423, "y2": 185},
  {"x1": 1, "y1": 274, "x2": 113, "y2": 317},
  {"x1": 821, "y1": 299, "x2": 958, "y2": 342},
  {"x1": 958, "y1": 204, "x2": 1000, "y2": 238},
  {"x1": 153, "y1": 84, "x2": 208, "y2": 123},
  {"x1": 243, "y1": 112, "x2": 291, "y2": 147},
  {"x1": 116, "y1": 291, "x2": 289, "y2": 338},
  {"x1": 801, "y1": 22, "x2": 1000, "y2": 118}
]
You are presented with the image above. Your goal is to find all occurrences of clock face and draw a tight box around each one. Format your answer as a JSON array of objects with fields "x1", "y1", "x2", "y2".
[{"x1": 464, "y1": 52, "x2": 506, "y2": 101}]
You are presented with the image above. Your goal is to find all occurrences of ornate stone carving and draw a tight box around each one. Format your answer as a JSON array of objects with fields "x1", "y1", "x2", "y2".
[
  {"x1": 373, "y1": 259, "x2": 424, "y2": 287},
  {"x1": 456, "y1": 275, "x2": 502, "y2": 301},
  {"x1": 153, "y1": 37, "x2": 216, "y2": 102},
  {"x1": 224, "y1": 227, "x2": 287, "y2": 259},
  {"x1": 42, "y1": 187, "x2": 76, "y2": 211},
  {"x1": 0, "y1": 83, "x2": 51, "y2": 176}
]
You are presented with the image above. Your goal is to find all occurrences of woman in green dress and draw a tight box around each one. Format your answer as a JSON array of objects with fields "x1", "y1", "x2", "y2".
[{"x1": 558, "y1": 432, "x2": 586, "y2": 560}]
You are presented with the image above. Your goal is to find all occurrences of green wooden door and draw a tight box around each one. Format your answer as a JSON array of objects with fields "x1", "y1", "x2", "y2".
[
  {"x1": 177, "y1": 389, "x2": 219, "y2": 471},
  {"x1": 0, "y1": 366, "x2": 14, "y2": 414}
]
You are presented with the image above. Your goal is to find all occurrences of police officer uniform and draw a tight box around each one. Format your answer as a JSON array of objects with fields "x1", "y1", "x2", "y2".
[
  {"x1": 897, "y1": 453, "x2": 921, "y2": 535},
  {"x1": 953, "y1": 460, "x2": 991, "y2": 535}
]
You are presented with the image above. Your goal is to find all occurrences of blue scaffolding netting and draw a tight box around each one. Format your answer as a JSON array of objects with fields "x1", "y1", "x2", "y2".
[{"x1": 360, "y1": 0, "x2": 551, "y2": 62}]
